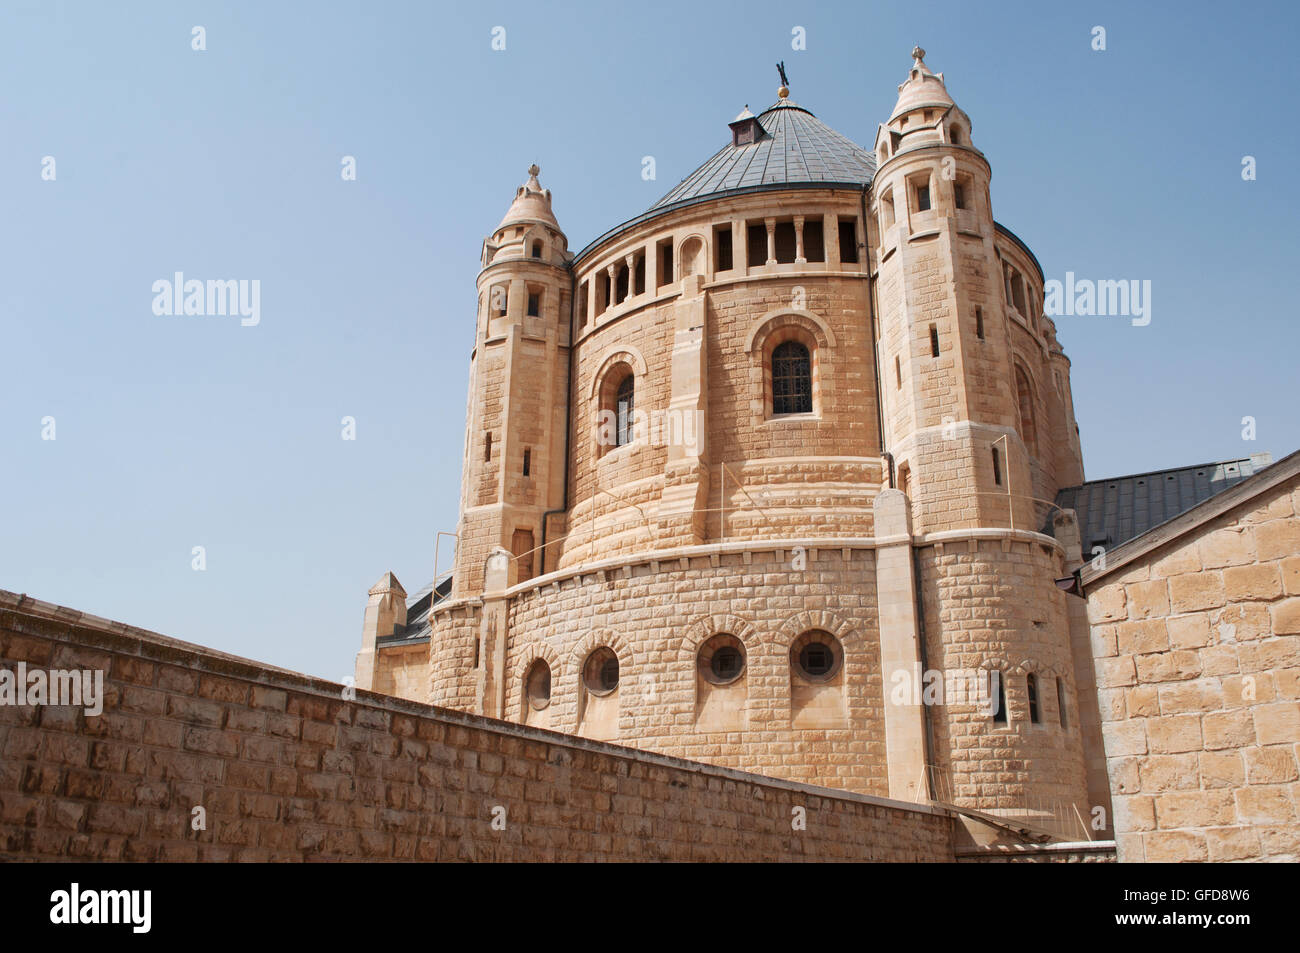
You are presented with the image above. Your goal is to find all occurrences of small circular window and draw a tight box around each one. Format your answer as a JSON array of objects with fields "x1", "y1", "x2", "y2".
[
  {"x1": 698, "y1": 634, "x2": 746, "y2": 685},
  {"x1": 525, "y1": 659, "x2": 551, "y2": 711},
  {"x1": 791, "y1": 630, "x2": 842, "y2": 681},
  {"x1": 582, "y1": 647, "x2": 619, "y2": 696}
]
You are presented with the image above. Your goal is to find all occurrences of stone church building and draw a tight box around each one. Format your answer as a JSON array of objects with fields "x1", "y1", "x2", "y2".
[{"x1": 355, "y1": 50, "x2": 1300, "y2": 858}]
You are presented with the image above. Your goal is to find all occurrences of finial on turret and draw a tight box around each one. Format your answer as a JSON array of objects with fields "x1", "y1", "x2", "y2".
[
  {"x1": 911, "y1": 45, "x2": 926, "y2": 65},
  {"x1": 528, "y1": 163, "x2": 540, "y2": 177},
  {"x1": 776, "y1": 60, "x2": 789, "y2": 99}
]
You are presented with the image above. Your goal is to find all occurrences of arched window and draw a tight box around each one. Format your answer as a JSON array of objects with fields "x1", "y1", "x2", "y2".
[
  {"x1": 772, "y1": 340, "x2": 812, "y2": 415},
  {"x1": 790, "y1": 630, "x2": 842, "y2": 682},
  {"x1": 582, "y1": 647, "x2": 619, "y2": 695},
  {"x1": 698, "y1": 634, "x2": 746, "y2": 685},
  {"x1": 950, "y1": 124, "x2": 963, "y2": 145},
  {"x1": 1015, "y1": 365, "x2": 1037, "y2": 454},
  {"x1": 615, "y1": 373, "x2": 635, "y2": 447},
  {"x1": 1027, "y1": 673, "x2": 1040, "y2": 723},
  {"x1": 989, "y1": 669, "x2": 1007, "y2": 723},
  {"x1": 525, "y1": 659, "x2": 551, "y2": 711}
]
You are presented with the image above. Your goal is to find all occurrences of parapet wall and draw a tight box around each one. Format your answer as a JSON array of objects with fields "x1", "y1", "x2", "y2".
[{"x1": 0, "y1": 591, "x2": 954, "y2": 862}]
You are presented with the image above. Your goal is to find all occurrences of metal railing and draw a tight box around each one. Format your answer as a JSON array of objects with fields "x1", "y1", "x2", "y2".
[{"x1": 923, "y1": 763, "x2": 1092, "y2": 842}]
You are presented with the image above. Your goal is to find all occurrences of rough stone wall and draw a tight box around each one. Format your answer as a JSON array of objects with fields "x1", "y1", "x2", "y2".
[
  {"x1": 371, "y1": 641, "x2": 428, "y2": 703},
  {"x1": 0, "y1": 595, "x2": 954, "y2": 862},
  {"x1": 497, "y1": 546, "x2": 889, "y2": 796},
  {"x1": 1088, "y1": 476, "x2": 1300, "y2": 862},
  {"x1": 918, "y1": 536, "x2": 1090, "y2": 822},
  {"x1": 428, "y1": 604, "x2": 481, "y2": 712}
]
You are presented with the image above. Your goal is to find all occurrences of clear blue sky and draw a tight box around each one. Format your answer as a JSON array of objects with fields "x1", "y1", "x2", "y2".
[{"x1": 3, "y1": 0, "x2": 1297, "y2": 680}]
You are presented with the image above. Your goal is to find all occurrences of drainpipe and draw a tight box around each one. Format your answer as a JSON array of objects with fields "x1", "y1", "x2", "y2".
[
  {"x1": 912, "y1": 544, "x2": 937, "y2": 798},
  {"x1": 539, "y1": 264, "x2": 576, "y2": 575}
]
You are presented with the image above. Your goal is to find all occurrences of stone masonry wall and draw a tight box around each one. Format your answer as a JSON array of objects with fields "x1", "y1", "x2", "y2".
[
  {"x1": 1087, "y1": 476, "x2": 1300, "y2": 862},
  {"x1": 919, "y1": 536, "x2": 1090, "y2": 824},
  {"x1": 500, "y1": 545, "x2": 887, "y2": 795},
  {"x1": 0, "y1": 594, "x2": 954, "y2": 862},
  {"x1": 371, "y1": 641, "x2": 428, "y2": 703}
]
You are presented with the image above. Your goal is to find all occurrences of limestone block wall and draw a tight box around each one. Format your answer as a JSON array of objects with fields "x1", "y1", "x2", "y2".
[
  {"x1": 0, "y1": 592, "x2": 954, "y2": 862},
  {"x1": 918, "y1": 535, "x2": 1090, "y2": 821},
  {"x1": 371, "y1": 641, "x2": 428, "y2": 703},
  {"x1": 428, "y1": 603, "x2": 482, "y2": 713},
  {"x1": 1086, "y1": 476, "x2": 1300, "y2": 862},
  {"x1": 556, "y1": 191, "x2": 881, "y2": 571},
  {"x1": 495, "y1": 545, "x2": 889, "y2": 796}
]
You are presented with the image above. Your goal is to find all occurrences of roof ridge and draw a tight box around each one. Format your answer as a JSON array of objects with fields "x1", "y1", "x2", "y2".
[{"x1": 1063, "y1": 456, "x2": 1260, "y2": 490}]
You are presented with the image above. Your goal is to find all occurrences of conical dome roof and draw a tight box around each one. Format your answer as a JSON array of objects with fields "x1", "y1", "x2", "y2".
[
  {"x1": 889, "y1": 46, "x2": 954, "y2": 121},
  {"x1": 649, "y1": 95, "x2": 875, "y2": 213},
  {"x1": 497, "y1": 164, "x2": 560, "y2": 232}
]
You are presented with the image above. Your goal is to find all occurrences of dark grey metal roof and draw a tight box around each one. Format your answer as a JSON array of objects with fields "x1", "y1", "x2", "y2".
[
  {"x1": 376, "y1": 576, "x2": 451, "y2": 646},
  {"x1": 649, "y1": 99, "x2": 876, "y2": 211},
  {"x1": 1049, "y1": 455, "x2": 1272, "y2": 552}
]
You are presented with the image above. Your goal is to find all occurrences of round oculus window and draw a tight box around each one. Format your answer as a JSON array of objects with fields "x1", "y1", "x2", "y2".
[
  {"x1": 583, "y1": 647, "x2": 619, "y2": 695},
  {"x1": 791, "y1": 631, "x2": 842, "y2": 681},
  {"x1": 698, "y1": 634, "x2": 746, "y2": 685}
]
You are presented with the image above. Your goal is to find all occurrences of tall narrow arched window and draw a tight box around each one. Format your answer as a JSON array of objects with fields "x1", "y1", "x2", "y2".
[
  {"x1": 1027, "y1": 673, "x2": 1040, "y2": 723},
  {"x1": 615, "y1": 373, "x2": 635, "y2": 447},
  {"x1": 1015, "y1": 365, "x2": 1037, "y2": 455},
  {"x1": 772, "y1": 340, "x2": 812, "y2": 415},
  {"x1": 525, "y1": 659, "x2": 551, "y2": 712},
  {"x1": 989, "y1": 670, "x2": 1007, "y2": 724}
]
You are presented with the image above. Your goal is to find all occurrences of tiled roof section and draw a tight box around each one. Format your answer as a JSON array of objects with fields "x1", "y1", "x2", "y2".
[
  {"x1": 649, "y1": 100, "x2": 876, "y2": 212},
  {"x1": 1049, "y1": 455, "x2": 1273, "y2": 552},
  {"x1": 377, "y1": 576, "x2": 452, "y2": 645}
]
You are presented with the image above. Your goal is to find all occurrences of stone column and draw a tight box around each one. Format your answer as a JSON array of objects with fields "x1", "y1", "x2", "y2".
[
  {"x1": 794, "y1": 215, "x2": 806, "y2": 263},
  {"x1": 765, "y1": 217, "x2": 776, "y2": 265},
  {"x1": 479, "y1": 548, "x2": 512, "y2": 719},
  {"x1": 873, "y1": 489, "x2": 929, "y2": 801},
  {"x1": 657, "y1": 275, "x2": 710, "y2": 546},
  {"x1": 824, "y1": 213, "x2": 840, "y2": 266}
]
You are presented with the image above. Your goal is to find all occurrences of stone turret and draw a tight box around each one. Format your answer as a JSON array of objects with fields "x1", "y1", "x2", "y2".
[
  {"x1": 872, "y1": 46, "x2": 1046, "y2": 533},
  {"x1": 455, "y1": 166, "x2": 573, "y2": 592},
  {"x1": 355, "y1": 572, "x2": 406, "y2": 691}
]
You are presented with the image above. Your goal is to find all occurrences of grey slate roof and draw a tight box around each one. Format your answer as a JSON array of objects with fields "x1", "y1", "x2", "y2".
[
  {"x1": 376, "y1": 576, "x2": 451, "y2": 645},
  {"x1": 649, "y1": 99, "x2": 876, "y2": 212},
  {"x1": 1049, "y1": 454, "x2": 1273, "y2": 553}
]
